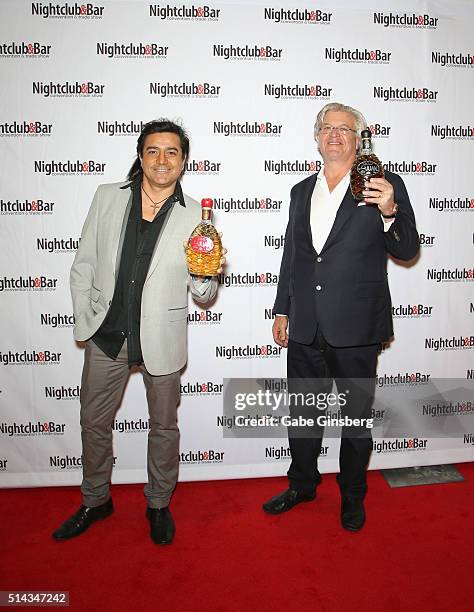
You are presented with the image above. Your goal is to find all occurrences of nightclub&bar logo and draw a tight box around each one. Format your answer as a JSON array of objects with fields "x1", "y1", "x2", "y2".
[
  {"x1": 50, "y1": 455, "x2": 82, "y2": 470},
  {"x1": 373, "y1": 86, "x2": 438, "y2": 102},
  {"x1": 424, "y1": 336, "x2": 474, "y2": 351},
  {"x1": 34, "y1": 159, "x2": 106, "y2": 175},
  {"x1": 423, "y1": 401, "x2": 474, "y2": 418},
  {"x1": 0, "y1": 420, "x2": 65, "y2": 437},
  {"x1": 187, "y1": 310, "x2": 222, "y2": 325},
  {"x1": 376, "y1": 372, "x2": 431, "y2": 387},
  {"x1": 213, "y1": 196, "x2": 282, "y2": 213},
  {"x1": 373, "y1": 12, "x2": 438, "y2": 28},
  {"x1": 263, "y1": 7, "x2": 332, "y2": 24},
  {"x1": 0, "y1": 42, "x2": 51, "y2": 57},
  {"x1": 44, "y1": 385, "x2": 80, "y2": 400},
  {"x1": 213, "y1": 121, "x2": 282, "y2": 137},
  {"x1": 218, "y1": 272, "x2": 279, "y2": 287},
  {"x1": 40, "y1": 313, "x2": 75, "y2": 328},
  {"x1": 149, "y1": 4, "x2": 221, "y2": 21},
  {"x1": 181, "y1": 381, "x2": 223, "y2": 396},
  {"x1": 36, "y1": 237, "x2": 79, "y2": 253},
  {"x1": 179, "y1": 449, "x2": 224, "y2": 464},
  {"x1": 383, "y1": 160, "x2": 437, "y2": 175},
  {"x1": 97, "y1": 121, "x2": 145, "y2": 136},
  {"x1": 149, "y1": 4, "x2": 220, "y2": 20},
  {"x1": 215, "y1": 344, "x2": 282, "y2": 359},
  {"x1": 325, "y1": 47, "x2": 391, "y2": 64},
  {"x1": 0, "y1": 198, "x2": 55, "y2": 215},
  {"x1": 264, "y1": 159, "x2": 321, "y2": 175},
  {"x1": 264, "y1": 83, "x2": 332, "y2": 100},
  {"x1": 427, "y1": 267, "x2": 474, "y2": 282},
  {"x1": 265, "y1": 445, "x2": 328, "y2": 459},
  {"x1": 264, "y1": 235, "x2": 285, "y2": 250},
  {"x1": 32, "y1": 3, "x2": 104, "y2": 18},
  {"x1": 372, "y1": 438, "x2": 427, "y2": 453},
  {"x1": 96, "y1": 42, "x2": 168, "y2": 58},
  {"x1": 464, "y1": 433, "x2": 474, "y2": 446},
  {"x1": 431, "y1": 125, "x2": 474, "y2": 140},
  {"x1": 213, "y1": 44, "x2": 282, "y2": 60},
  {"x1": 0, "y1": 275, "x2": 58, "y2": 292},
  {"x1": 431, "y1": 51, "x2": 474, "y2": 67},
  {"x1": 0, "y1": 121, "x2": 52, "y2": 137},
  {"x1": 185, "y1": 159, "x2": 221, "y2": 175},
  {"x1": 33, "y1": 80, "x2": 105, "y2": 97},
  {"x1": 419, "y1": 233, "x2": 435, "y2": 247},
  {"x1": 369, "y1": 123, "x2": 391, "y2": 138},
  {"x1": 50, "y1": 456, "x2": 116, "y2": 470},
  {"x1": 149, "y1": 81, "x2": 220, "y2": 97},
  {"x1": 429, "y1": 196, "x2": 474, "y2": 212},
  {"x1": 392, "y1": 303, "x2": 433, "y2": 318},
  {"x1": 0, "y1": 349, "x2": 62, "y2": 366},
  {"x1": 112, "y1": 418, "x2": 149, "y2": 433}
]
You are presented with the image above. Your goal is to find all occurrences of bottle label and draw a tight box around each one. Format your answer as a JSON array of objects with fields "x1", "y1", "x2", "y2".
[
  {"x1": 190, "y1": 235, "x2": 214, "y2": 253},
  {"x1": 357, "y1": 160, "x2": 380, "y2": 176}
]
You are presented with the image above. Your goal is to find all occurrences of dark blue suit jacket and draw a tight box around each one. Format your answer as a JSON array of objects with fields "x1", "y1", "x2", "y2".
[{"x1": 273, "y1": 170, "x2": 419, "y2": 347}]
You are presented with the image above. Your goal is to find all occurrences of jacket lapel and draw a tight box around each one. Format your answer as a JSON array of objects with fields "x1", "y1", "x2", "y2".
[
  {"x1": 110, "y1": 186, "x2": 133, "y2": 277},
  {"x1": 302, "y1": 173, "x2": 318, "y2": 249},
  {"x1": 144, "y1": 202, "x2": 178, "y2": 282}
]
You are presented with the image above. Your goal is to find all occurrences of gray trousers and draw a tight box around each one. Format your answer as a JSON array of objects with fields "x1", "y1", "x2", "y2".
[{"x1": 80, "y1": 340, "x2": 180, "y2": 509}]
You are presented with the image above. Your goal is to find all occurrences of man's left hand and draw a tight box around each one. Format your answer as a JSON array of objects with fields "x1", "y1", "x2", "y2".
[{"x1": 362, "y1": 177, "x2": 398, "y2": 218}]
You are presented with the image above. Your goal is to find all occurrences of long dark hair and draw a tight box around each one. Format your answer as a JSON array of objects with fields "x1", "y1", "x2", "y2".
[{"x1": 127, "y1": 119, "x2": 190, "y2": 181}]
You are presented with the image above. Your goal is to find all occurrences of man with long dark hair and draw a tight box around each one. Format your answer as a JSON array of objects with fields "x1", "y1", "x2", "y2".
[{"x1": 53, "y1": 119, "x2": 224, "y2": 545}]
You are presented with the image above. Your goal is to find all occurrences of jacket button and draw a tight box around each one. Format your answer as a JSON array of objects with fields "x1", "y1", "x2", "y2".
[
  {"x1": 316, "y1": 285, "x2": 322, "y2": 291},
  {"x1": 316, "y1": 257, "x2": 322, "y2": 263}
]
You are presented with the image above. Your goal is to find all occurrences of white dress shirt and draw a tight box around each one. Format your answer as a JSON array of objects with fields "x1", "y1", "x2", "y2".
[
  {"x1": 310, "y1": 171, "x2": 350, "y2": 254},
  {"x1": 310, "y1": 170, "x2": 394, "y2": 254}
]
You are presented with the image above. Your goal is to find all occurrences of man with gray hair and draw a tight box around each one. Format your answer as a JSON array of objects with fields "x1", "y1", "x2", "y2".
[{"x1": 263, "y1": 102, "x2": 419, "y2": 530}]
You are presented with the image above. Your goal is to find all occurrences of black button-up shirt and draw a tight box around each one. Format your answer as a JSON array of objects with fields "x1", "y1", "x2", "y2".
[{"x1": 92, "y1": 179, "x2": 185, "y2": 365}]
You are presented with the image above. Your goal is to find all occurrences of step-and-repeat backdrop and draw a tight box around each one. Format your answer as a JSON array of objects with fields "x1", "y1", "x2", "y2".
[{"x1": 1, "y1": 0, "x2": 473, "y2": 487}]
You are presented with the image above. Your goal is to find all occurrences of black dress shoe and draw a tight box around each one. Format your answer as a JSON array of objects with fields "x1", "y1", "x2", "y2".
[
  {"x1": 341, "y1": 497, "x2": 365, "y2": 532},
  {"x1": 263, "y1": 489, "x2": 316, "y2": 515},
  {"x1": 52, "y1": 498, "x2": 114, "y2": 540},
  {"x1": 146, "y1": 507, "x2": 175, "y2": 545}
]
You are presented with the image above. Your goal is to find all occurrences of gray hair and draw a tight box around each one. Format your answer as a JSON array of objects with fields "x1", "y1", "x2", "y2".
[{"x1": 313, "y1": 102, "x2": 367, "y2": 139}]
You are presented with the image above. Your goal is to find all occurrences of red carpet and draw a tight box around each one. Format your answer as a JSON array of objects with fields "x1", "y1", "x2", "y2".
[{"x1": 2, "y1": 464, "x2": 473, "y2": 612}]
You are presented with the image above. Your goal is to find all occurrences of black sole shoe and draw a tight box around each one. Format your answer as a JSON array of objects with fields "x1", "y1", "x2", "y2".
[
  {"x1": 52, "y1": 498, "x2": 114, "y2": 540},
  {"x1": 147, "y1": 507, "x2": 175, "y2": 545},
  {"x1": 341, "y1": 497, "x2": 365, "y2": 532},
  {"x1": 263, "y1": 489, "x2": 316, "y2": 515}
]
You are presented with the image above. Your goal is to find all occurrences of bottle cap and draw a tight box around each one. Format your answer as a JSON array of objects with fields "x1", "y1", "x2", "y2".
[
  {"x1": 201, "y1": 198, "x2": 213, "y2": 209},
  {"x1": 361, "y1": 129, "x2": 372, "y2": 139}
]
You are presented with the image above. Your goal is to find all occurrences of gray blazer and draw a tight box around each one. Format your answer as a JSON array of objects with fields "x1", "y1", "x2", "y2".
[{"x1": 70, "y1": 181, "x2": 218, "y2": 375}]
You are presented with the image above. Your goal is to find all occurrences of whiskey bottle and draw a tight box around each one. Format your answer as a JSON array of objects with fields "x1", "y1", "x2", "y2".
[
  {"x1": 350, "y1": 128, "x2": 384, "y2": 201},
  {"x1": 186, "y1": 199, "x2": 222, "y2": 276}
]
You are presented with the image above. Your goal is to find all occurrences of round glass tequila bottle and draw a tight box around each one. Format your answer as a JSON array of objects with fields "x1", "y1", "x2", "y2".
[{"x1": 186, "y1": 199, "x2": 222, "y2": 276}]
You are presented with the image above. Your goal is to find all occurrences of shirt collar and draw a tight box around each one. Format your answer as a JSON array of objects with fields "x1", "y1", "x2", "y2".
[
  {"x1": 316, "y1": 167, "x2": 350, "y2": 191},
  {"x1": 124, "y1": 176, "x2": 186, "y2": 208}
]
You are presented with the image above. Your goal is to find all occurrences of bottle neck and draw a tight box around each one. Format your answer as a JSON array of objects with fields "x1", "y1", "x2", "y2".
[
  {"x1": 360, "y1": 137, "x2": 372, "y2": 156},
  {"x1": 201, "y1": 208, "x2": 212, "y2": 223}
]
